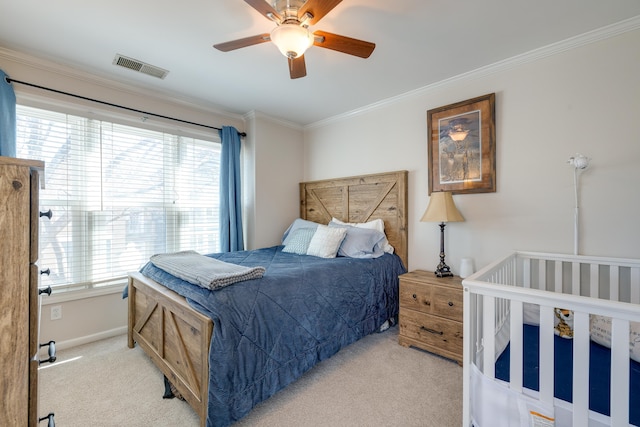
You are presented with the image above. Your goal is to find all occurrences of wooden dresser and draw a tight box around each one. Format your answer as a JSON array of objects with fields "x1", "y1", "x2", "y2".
[
  {"x1": 0, "y1": 156, "x2": 55, "y2": 425},
  {"x1": 398, "y1": 270, "x2": 463, "y2": 364}
]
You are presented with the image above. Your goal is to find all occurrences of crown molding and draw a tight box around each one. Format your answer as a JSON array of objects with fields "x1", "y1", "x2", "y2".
[
  {"x1": 306, "y1": 15, "x2": 640, "y2": 131},
  {"x1": 0, "y1": 46, "x2": 246, "y2": 124},
  {"x1": 244, "y1": 110, "x2": 303, "y2": 132}
]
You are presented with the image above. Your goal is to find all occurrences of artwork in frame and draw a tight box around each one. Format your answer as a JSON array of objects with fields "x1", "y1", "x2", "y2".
[{"x1": 427, "y1": 93, "x2": 496, "y2": 195}]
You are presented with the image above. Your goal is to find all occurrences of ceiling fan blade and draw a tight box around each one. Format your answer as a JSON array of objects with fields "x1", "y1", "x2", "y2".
[
  {"x1": 298, "y1": 0, "x2": 343, "y2": 25},
  {"x1": 244, "y1": 0, "x2": 282, "y2": 22},
  {"x1": 288, "y1": 56, "x2": 307, "y2": 79},
  {"x1": 313, "y1": 31, "x2": 375, "y2": 58},
  {"x1": 213, "y1": 34, "x2": 270, "y2": 52}
]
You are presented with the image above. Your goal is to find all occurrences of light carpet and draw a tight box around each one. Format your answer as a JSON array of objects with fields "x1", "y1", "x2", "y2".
[{"x1": 39, "y1": 327, "x2": 462, "y2": 426}]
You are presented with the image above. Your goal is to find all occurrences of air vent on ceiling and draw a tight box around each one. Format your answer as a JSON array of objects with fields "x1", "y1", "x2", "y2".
[{"x1": 112, "y1": 54, "x2": 169, "y2": 79}]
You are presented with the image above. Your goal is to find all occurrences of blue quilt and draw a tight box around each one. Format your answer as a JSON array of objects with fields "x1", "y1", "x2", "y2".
[{"x1": 139, "y1": 245, "x2": 406, "y2": 426}]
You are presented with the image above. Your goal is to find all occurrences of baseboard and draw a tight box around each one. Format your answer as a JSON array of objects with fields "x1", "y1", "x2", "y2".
[{"x1": 52, "y1": 326, "x2": 128, "y2": 351}]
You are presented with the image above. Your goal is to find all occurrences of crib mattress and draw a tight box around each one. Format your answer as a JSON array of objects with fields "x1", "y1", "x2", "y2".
[{"x1": 495, "y1": 324, "x2": 640, "y2": 425}]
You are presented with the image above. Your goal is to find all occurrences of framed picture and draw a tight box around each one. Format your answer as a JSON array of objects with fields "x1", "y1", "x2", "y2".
[{"x1": 427, "y1": 93, "x2": 496, "y2": 194}]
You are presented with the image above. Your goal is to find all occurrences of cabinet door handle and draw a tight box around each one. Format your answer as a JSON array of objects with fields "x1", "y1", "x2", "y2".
[
  {"x1": 39, "y1": 340, "x2": 56, "y2": 365},
  {"x1": 39, "y1": 286, "x2": 52, "y2": 296},
  {"x1": 448, "y1": 301, "x2": 454, "y2": 307},
  {"x1": 420, "y1": 326, "x2": 443, "y2": 335},
  {"x1": 39, "y1": 209, "x2": 53, "y2": 219},
  {"x1": 39, "y1": 412, "x2": 55, "y2": 427}
]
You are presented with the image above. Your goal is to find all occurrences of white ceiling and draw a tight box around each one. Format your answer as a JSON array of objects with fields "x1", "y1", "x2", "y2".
[{"x1": 2, "y1": 0, "x2": 640, "y2": 126}]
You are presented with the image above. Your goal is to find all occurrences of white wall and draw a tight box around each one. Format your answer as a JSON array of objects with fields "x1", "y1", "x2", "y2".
[
  {"x1": 243, "y1": 111, "x2": 305, "y2": 250},
  {"x1": 39, "y1": 291, "x2": 128, "y2": 349},
  {"x1": 303, "y1": 28, "x2": 640, "y2": 274}
]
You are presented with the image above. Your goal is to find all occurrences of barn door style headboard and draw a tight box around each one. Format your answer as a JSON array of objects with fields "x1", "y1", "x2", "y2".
[{"x1": 299, "y1": 170, "x2": 408, "y2": 268}]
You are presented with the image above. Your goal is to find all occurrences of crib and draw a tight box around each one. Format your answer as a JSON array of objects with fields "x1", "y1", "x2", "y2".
[{"x1": 462, "y1": 251, "x2": 640, "y2": 427}]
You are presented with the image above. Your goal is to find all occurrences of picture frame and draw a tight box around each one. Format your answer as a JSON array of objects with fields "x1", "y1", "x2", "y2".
[{"x1": 427, "y1": 93, "x2": 496, "y2": 195}]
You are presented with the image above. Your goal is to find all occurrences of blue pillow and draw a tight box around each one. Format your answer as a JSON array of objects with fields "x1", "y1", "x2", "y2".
[
  {"x1": 328, "y1": 223, "x2": 386, "y2": 258},
  {"x1": 282, "y1": 218, "x2": 320, "y2": 244},
  {"x1": 282, "y1": 228, "x2": 316, "y2": 255}
]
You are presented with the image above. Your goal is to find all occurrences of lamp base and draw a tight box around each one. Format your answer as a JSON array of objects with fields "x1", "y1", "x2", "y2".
[
  {"x1": 435, "y1": 223, "x2": 453, "y2": 277},
  {"x1": 434, "y1": 262, "x2": 453, "y2": 277}
]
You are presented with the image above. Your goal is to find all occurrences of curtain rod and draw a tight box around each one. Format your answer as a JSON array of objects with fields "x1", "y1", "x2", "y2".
[{"x1": 5, "y1": 76, "x2": 247, "y2": 138}]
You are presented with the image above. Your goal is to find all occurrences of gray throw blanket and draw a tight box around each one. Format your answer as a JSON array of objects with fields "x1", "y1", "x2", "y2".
[{"x1": 150, "y1": 250, "x2": 265, "y2": 290}]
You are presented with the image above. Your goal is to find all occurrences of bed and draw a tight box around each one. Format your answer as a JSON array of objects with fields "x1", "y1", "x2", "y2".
[
  {"x1": 462, "y1": 251, "x2": 640, "y2": 427},
  {"x1": 127, "y1": 170, "x2": 408, "y2": 427}
]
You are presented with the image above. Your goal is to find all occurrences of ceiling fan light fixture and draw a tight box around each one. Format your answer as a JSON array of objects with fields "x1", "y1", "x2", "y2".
[{"x1": 270, "y1": 24, "x2": 313, "y2": 59}]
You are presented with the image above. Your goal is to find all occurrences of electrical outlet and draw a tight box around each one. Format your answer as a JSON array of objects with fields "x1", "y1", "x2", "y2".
[{"x1": 50, "y1": 305, "x2": 62, "y2": 320}]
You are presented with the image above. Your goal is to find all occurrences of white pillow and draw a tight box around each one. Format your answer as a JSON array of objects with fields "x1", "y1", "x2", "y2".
[
  {"x1": 306, "y1": 225, "x2": 347, "y2": 258},
  {"x1": 590, "y1": 315, "x2": 640, "y2": 363},
  {"x1": 330, "y1": 217, "x2": 394, "y2": 253}
]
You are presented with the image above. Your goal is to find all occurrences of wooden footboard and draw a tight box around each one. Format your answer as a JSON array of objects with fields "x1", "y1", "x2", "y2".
[
  {"x1": 125, "y1": 170, "x2": 409, "y2": 426},
  {"x1": 127, "y1": 271, "x2": 212, "y2": 427}
]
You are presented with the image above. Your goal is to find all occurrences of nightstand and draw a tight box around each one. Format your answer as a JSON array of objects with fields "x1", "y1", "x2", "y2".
[{"x1": 398, "y1": 270, "x2": 463, "y2": 364}]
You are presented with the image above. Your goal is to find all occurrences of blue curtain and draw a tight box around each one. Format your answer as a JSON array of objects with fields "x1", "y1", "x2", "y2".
[
  {"x1": 219, "y1": 126, "x2": 244, "y2": 252},
  {"x1": 0, "y1": 70, "x2": 17, "y2": 157}
]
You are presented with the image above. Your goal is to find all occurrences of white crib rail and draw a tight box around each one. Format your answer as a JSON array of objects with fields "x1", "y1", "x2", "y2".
[{"x1": 462, "y1": 251, "x2": 640, "y2": 427}]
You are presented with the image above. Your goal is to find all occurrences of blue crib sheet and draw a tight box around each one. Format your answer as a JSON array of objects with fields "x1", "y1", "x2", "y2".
[{"x1": 495, "y1": 324, "x2": 640, "y2": 425}]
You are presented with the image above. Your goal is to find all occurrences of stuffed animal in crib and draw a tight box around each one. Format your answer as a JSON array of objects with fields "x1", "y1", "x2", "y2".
[{"x1": 554, "y1": 308, "x2": 574, "y2": 339}]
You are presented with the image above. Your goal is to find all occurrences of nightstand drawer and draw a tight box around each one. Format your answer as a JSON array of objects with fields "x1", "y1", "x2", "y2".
[
  {"x1": 399, "y1": 279, "x2": 462, "y2": 320},
  {"x1": 431, "y1": 287, "x2": 462, "y2": 320},
  {"x1": 399, "y1": 310, "x2": 463, "y2": 356},
  {"x1": 399, "y1": 281, "x2": 432, "y2": 313}
]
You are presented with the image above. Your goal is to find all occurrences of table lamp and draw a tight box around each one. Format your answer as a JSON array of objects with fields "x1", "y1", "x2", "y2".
[{"x1": 420, "y1": 191, "x2": 464, "y2": 277}]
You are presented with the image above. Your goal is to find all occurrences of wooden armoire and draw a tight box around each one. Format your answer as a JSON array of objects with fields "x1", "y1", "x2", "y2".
[{"x1": 0, "y1": 156, "x2": 55, "y2": 425}]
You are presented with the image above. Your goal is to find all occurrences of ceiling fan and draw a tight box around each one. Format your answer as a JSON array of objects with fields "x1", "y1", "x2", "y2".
[{"x1": 213, "y1": 0, "x2": 375, "y2": 79}]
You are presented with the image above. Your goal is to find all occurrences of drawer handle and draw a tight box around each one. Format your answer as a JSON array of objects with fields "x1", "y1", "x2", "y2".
[
  {"x1": 411, "y1": 294, "x2": 430, "y2": 306},
  {"x1": 39, "y1": 413, "x2": 55, "y2": 427},
  {"x1": 420, "y1": 326, "x2": 443, "y2": 335},
  {"x1": 40, "y1": 209, "x2": 53, "y2": 219},
  {"x1": 39, "y1": 286, "x2": 52, "y2": 296},
  {"x1": 39, "y1": 340, "x2": 56, "y2": 365}
]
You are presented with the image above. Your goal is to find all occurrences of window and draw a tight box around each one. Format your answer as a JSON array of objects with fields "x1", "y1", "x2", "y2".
[{"x1": 17, "y1": 105, "x2": 221, "y2": 292}]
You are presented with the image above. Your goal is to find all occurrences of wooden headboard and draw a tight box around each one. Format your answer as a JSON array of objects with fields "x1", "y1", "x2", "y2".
[{"x1": 299, "y1": 170, "x2": 408, "y2": 269}]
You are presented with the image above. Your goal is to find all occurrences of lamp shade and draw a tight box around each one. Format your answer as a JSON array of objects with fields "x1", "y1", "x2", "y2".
[
  {"x1": 270, "y1": 23, "x2": 314, "y2": 59},
  {"x1": 420, "y1": 192, "x2": 464, "y2": 223}
]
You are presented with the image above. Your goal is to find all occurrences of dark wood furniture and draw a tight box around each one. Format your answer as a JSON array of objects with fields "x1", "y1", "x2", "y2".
[{"x1": 398, "y1": 270, "x2": 463, "y2": 364}]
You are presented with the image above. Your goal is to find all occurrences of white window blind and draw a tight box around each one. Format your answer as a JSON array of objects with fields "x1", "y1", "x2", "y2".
[{"x1": 16, "y1": 105, "x2": 221, "y2": 292}]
